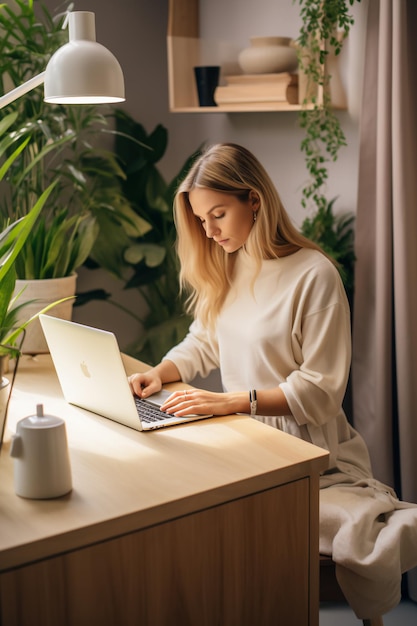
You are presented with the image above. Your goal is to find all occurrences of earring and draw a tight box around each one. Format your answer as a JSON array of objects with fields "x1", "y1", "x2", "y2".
[{"x1": 253, "y1": 211, "x2": 258, "y2": 222}]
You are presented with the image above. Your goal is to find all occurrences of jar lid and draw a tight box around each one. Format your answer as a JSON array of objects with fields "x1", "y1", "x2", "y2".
[{"x1": 19, "y1": 404, "x2": 64, "y2": 429}]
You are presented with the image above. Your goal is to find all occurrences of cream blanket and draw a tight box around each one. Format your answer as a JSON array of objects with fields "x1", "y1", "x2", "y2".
[
  {"x1": 319, "y1": 473, "x2": 417, "y2": 619},
  {"x1": 258, "y1": 411, "x2": 417, "y2": 618}
]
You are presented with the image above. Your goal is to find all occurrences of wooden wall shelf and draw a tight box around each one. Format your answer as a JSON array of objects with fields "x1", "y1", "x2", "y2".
[{"x1": 167, "y1": 0, "x2": 312, "y2": 113}]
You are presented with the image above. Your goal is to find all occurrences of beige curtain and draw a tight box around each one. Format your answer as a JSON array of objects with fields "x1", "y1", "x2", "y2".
[{"x1": 352, "y1": 0, "x2": 417, "y2": 600}]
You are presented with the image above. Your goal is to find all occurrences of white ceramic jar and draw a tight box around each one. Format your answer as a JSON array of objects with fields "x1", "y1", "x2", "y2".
[
  {"x1": 238, "y1": 36, "x2": 298, "y2": 75},
  {"x1": 10, "y1": 404, "x2": 72, "y2": 499}
]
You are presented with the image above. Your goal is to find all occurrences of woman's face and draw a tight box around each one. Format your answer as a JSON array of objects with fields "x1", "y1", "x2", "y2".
[{"x1": 189, "y1": 187, "x2": 259, "y2": 253}]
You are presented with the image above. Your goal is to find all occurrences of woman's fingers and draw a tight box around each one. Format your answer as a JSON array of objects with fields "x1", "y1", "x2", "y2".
[{"x1": 161, "y1": 389, "x2": 226, "y2": 416}]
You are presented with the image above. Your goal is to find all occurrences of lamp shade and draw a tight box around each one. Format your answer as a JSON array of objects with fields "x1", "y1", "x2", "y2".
[{"x1": 44, "y1": 12, "x2": 125, "y2": 104}]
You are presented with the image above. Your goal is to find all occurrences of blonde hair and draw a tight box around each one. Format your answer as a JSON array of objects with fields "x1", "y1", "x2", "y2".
[{"x1": 174, "y1": 143, "x2": 329, "y2": 328}]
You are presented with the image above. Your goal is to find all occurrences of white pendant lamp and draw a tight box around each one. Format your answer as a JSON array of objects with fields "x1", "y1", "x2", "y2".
[
  {"x1": 0, "y1": 11, "x2": 125, "y2": 109},
  {"x1": 44, "y1": 12, "x2": 125, "y2": 104}
]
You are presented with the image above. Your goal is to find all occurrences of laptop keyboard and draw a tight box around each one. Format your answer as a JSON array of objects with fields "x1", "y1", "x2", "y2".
[{"x1": 134, "y1": 397, "x2": 169, "y2": 423}]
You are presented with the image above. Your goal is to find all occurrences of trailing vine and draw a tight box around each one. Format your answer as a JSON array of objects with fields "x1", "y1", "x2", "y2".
[
  {"x1": 293, "y1": 0, "x2": 362, "y2": 295},
  {"x1": 295, "y1": 0, "x2": 361, "y2": 212}
]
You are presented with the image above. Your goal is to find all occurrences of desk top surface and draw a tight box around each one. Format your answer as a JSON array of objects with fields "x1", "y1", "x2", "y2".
[{"x1": 0, "y1": 354, "x2": 328, "y2": 570}]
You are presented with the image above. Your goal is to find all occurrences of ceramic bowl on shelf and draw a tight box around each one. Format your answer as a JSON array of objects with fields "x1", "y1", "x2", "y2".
[{"x1": 238, "y1": 36, "x2": 298, "y2": 75}]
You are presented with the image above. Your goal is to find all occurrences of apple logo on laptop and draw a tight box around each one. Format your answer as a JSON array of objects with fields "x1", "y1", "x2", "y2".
[{"x1": 80, "y1": 361, "x2": 91, "y2": 378}]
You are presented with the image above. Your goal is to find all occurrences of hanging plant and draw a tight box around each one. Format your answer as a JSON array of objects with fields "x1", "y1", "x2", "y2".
[
  {"x1": 294, "y1": 0, "x2": 361, "y2": 295},
  {"x1": 295, "y1": 0, "x2": 361, "y2": 212}
]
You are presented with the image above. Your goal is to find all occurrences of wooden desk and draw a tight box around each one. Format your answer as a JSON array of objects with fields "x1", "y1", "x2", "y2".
[{"x1": 0, "y1": 354, "x2": 328, "y2": 626}]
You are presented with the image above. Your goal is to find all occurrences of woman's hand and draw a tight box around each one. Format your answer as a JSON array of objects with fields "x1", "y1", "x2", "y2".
[
  {"x1": 128, "y1": 371, "x2": 163, "y2": 398},
  {"x1": 128, "y1": 360, "x2": 182, "y2": 399},
  {"x1": 160, "y1": 389, "x2": 247, "y2": 417}
]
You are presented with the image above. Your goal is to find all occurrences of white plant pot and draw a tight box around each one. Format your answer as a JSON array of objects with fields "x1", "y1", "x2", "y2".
[{"x1": 13, "y1": 274, "x2": 77, "y2": 355}]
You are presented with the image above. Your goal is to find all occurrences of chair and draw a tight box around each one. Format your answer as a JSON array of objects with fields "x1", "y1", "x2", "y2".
[{"x1": 320, "y1": 555, "x2": 384, "y2": 626}]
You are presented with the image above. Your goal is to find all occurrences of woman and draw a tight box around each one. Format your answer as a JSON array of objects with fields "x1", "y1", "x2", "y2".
[{"x1": 129, "y1": 143, "x2": 417, "y2": 620}]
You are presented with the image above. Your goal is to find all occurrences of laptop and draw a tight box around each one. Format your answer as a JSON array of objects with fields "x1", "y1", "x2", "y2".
[{"x1": 39, "y1": 315, "x2": 212, "y2": 431}]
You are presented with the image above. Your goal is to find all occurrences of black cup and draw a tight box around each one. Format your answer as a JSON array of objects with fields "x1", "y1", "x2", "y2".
[{"x1": 194, "y1": 66, "x2": 220, "y2": 107}]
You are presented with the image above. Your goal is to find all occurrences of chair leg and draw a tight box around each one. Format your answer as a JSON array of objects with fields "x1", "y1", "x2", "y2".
[{"x1": 363, "y1": 617, "x2": 384, "y2": 626}]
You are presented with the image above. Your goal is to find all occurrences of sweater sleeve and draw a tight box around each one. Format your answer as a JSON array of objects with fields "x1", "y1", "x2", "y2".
[
  {"x1": 163, "y1": 319, "x2": 220, "y2": 383},
  {"x1": 280, "y1": 295, "x2": 352, "y2": 428}
]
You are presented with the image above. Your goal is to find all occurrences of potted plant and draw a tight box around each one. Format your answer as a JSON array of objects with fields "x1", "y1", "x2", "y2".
[
  {"x1": 0, "y1": 112, "x2": 65, "y2": 448},
  {"x1": 0, "y1": 0, "x2": 149, "y2": 352},
  {"x1": 0, "y1": 112, "x2": 56, "y2": 352},
  {"x1": 78, "y1": 110, "x2": 201, "y2": 365}
]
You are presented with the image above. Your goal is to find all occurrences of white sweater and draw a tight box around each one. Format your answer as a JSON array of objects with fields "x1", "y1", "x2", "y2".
[{"x1": 165, "y1": 247, "x2": 371, "y2": 478}]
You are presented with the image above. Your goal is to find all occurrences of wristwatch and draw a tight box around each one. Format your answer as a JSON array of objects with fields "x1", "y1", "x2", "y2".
[{"x1": 249, "y1": 389, "x2": 257, "y2": 416}]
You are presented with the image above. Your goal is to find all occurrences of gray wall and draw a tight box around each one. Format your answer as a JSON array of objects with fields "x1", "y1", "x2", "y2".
[{"x1": 44, "y1": 0, "x2": 367, "y2": 350}]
